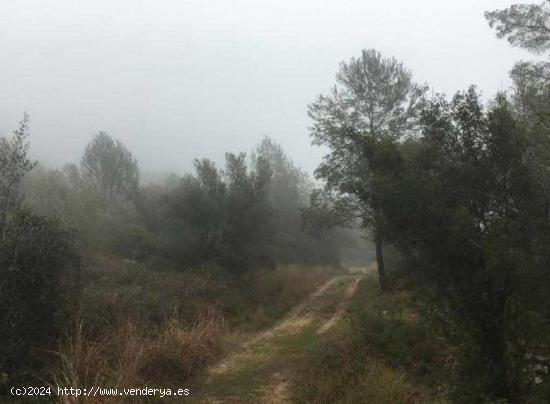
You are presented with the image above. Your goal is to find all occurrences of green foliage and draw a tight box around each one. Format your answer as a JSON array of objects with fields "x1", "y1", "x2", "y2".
[
  {"x1": 486, "y1": 2, "x2": 550, "y2": 54},
  {"x1": 0, "y1": 113, "x2": 36, "y2": 236},
  {"x1": 81, "y1": 132, "x2": 139, "y2": 200},
  {"x1": 372, "y1": 89, "x2": 550, "y2": 402},
  {"x1": 486, "y1": 2, "x2": 550, "y2": 116},
  {"x1": 0, "y1": 118, "x2": 80, "y2": 389},
  {"x1": 0, "y1": 210, "x2": 80, "y2": 388},
  {"x1": 23, "y1": 132, "x2": 352, "y2": 272},
  {"x1": 23, "y1": 133, "x2": 155, "y2": 259},
  {"x1": 308, "y1": 48, "x2": 427, "y2": 213},
  {"x1": 161, "y1": 154, "x2": 275, "y2": 273},
  {"x1": 510, "y1": 61, "x2": 550, "y2": 116},
  {"x1": 292, "y1": 277, "x2": 447, "y2": 403},
  {"x1": 23, "y1": 164, "x2": 152, "y2": 258},
  {"x1": 252, "y1": 137, "x2": 313, "y2": 263},
  {"x1": 308, "y1": 48, "x2": 428, "y2": 292}
]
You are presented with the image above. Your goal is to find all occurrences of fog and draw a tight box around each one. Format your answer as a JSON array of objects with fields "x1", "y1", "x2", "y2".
[{"x1": 0, "y1": 0, "x2": 536, "y2": 175}]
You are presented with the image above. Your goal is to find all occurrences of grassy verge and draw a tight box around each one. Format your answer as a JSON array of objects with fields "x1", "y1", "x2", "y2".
[{"x1": 291, "y1": 274, "x2": 452, "y2": 404}]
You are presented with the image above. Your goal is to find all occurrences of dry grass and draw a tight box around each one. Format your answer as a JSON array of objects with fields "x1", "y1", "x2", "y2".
[
  {"x1": 53, "y1": 322, "x2": 106, "y2": 397},
  {"x1": 53, "y1": 309, "x2": 224, "y2": 403},
  {"x1": 138, "y1": 308, "x2": 224, "y2": 385}
]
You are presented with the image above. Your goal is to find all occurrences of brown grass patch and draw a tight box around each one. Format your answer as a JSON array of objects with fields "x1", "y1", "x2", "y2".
[{"x1": 53, "y1": 309, "x2": 224, "y2": 403}]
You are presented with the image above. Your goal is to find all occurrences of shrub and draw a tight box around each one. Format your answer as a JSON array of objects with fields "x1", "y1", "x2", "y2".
[
  {"x1": 292, "y1": 276, "x2": 449, "y2": 403},
  {"x1": 0, "y1": 209, "x2": 80, "y2": 388}
]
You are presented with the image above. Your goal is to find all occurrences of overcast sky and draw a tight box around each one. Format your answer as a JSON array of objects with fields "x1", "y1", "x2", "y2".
[{"x1": 0, "y1": 0, "x2": 539, "y2": 176}]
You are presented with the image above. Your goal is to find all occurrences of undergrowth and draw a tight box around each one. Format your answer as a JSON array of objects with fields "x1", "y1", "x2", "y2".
[
  {"x1": 51, "y1": 256, "x2": 344, "y2": 401},
  {"x1": 291, "y1": 274, "x2": 451, "y2": 404}
]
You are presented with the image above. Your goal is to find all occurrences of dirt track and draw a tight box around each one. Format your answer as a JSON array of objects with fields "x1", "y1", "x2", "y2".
[{"x1": 192, "y1": 268, "x2": 371, "y2": 403}]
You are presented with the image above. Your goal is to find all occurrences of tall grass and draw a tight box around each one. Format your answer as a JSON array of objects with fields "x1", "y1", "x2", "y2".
[
  {"x1": 51, "y1": 256, "x2": 344, "y2": 401},
  {"x1": 53, "y1": 310, "x2": 224, "y2": 403}
]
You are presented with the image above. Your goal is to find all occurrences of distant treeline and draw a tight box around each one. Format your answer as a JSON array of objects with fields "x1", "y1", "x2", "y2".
[
  {"x1": 22, "y1": 133, "x2": 363, "y2": 270},
  {"x1": 3, "y1": 1, "x2": 550, "y2": 402}
]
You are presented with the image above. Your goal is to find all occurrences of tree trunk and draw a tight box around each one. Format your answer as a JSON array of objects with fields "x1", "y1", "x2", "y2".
[
  {"x1": 0, "y1": 211, "x2": 7, "y2": 245},
  {"x1": 375, "y1": 235, "x2": 391, "y2": 293}
]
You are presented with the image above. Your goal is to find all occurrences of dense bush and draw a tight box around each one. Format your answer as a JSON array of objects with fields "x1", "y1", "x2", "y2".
[
  {"x1": 376, "y1": 92, "x2": 550, "y2": 401},
  {"x1": 0, "y1": 116, "x2": 81, "y2": 389},
  {"x1": 0, "y1": 209, "x2": 80, "y2": 387}
]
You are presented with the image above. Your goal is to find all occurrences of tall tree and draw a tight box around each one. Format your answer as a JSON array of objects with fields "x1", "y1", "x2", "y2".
[
  {"x1": 162, "y1": 153, "x2": 274, "y2": 274},
  {"x1": 486, "y1": 1, "x2": 550, "y2": 54},
  {"x1": 222, "y1": 152, "x2": 274, "y2": 273},
  {"x1": 0, "y1": 113, "x2": 36, "y2": 241},
  {"x1": 81, "y1": 132, "x2": 139, "y2": 200},
  {"x1": 510, "y1": 61, "x2": 550, "y2": 115},
  {"x1": 308, "y1": 49, "x2": 427, "y2": 291},
  {"x1": 0, "y1": 115, "x2": 80, "y2": 387},
  {"x1": 252, "y1": 137, "x2": 311, "y2": 263},
  {"x1": 486, "y1": 2, "x2": 550, "y2": 116}
]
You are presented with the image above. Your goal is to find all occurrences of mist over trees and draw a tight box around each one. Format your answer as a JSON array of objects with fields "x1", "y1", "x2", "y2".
[
  {"x1": 1, "y1": 120, "x2": 361, "y2": 391},
  {"x1": 160, "y1": 153, "x2": 275, "y2": 273},
  {"x1": 0, "y1": 114, "x2": 35, "y2": 239},
  {"x1": 5, "y1": 1, "x2": 550, "y2": 402},
  {"x1": 0, "y1": 115, "x2": 79, "y2": 387},
  {"x1": 81, "y1": 132, "x2": 140, "y2": 201},
  {"x1": 21, "y1": 131, "x2": 356, "y2": 269}
]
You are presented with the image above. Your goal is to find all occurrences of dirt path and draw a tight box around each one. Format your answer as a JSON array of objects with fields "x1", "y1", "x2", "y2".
[{"x1": 191, "y1": 271, "x2": 366, "y2": 403}]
